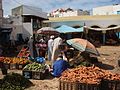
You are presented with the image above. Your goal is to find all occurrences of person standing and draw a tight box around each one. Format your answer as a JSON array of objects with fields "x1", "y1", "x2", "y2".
[
  {"x1": 51, "y1": 36, "x2": 62, "y2": 62},
  {"x1": 48, "y1": 35, "x2": 54, "y2": 61}
]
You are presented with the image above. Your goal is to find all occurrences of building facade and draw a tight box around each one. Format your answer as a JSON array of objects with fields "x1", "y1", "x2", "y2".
[
  {"x1": 11, "y1": 5, "x2": 48, "y2": 40},
  {"x1": 48, "y1": 8, "x2": 90, "y2": 17},
  {"x1": 44, "y1": 15, "x2": 120, "y2": 44},
  {"x1": 0, "y1": 0, "x2": 3, "y2": 27},
  {"x1": 93, "y1": 4, "x2": 120, "y2": 15}
]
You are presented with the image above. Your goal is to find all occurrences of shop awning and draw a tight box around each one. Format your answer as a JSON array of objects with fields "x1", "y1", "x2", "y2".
[
  {"x1": 56, "y1": 25, "x2": 83, "y2": 33},
  {"x1": 84, "y1": 25, "x2": 120, "y2": 31}
]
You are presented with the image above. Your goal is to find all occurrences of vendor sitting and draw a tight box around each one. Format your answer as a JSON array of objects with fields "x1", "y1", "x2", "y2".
[{"x1": 50, "y1": 52, "x2": 69, "y2": 77}]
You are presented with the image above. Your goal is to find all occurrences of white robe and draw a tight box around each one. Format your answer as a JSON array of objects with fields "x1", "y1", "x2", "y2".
[
  {"x1": 48, "y1": 38, "x2": 54, "y2": 61},
  {"x1": 51, "y1": 37, "x2": 62, "y2": 62}
]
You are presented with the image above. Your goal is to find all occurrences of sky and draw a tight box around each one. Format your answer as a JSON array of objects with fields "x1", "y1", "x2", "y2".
[{"x1": 2, "y1": 0, "x2": 120, "y2": 16}]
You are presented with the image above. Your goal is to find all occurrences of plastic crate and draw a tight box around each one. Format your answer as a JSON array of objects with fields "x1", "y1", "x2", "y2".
[
  {"x1": 59, "y1": 80, "x2": 101, "y2": 90},
  {"x1": 22, "y1": 70, "x2": 32, "y2": 79},
  {"x1": 32, "y1": 71, "x2": 45, "y2": 80},
  {"x1": 4, "y1": 63, "x2": 10, "y2": 69},
  {"x1": 10, "y1": 64, "x2": 17, "y2": 70},
  {"x1": 101, "y1": 79, "x2": 120, "y2": 90},
  {"x1": 59, "y1": 80, "x2": 77, "y2": 90},
  {"x1": 16, "y1": 64, "x2": 23, "y2": 70}
]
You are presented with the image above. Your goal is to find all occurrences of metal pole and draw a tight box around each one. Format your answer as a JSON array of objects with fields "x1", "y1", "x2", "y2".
[{"x1": 102, "y1": 30, "x2": 106, "y2": 45}]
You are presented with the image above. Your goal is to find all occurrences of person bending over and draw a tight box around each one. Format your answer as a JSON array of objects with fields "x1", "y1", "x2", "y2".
[{"x1": 51, "y1": 54, "x2": 69, "y2": 77}]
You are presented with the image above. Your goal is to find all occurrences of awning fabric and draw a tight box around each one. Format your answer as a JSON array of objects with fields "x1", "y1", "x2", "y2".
[
  {"x1": 84, "y1": 25, "x2": 120, "y2": 31},
  {"x1": 56, "y1": 25, "x2": 83, "y2": 33}
]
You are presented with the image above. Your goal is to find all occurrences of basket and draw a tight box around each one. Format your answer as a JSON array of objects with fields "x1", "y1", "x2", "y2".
[
  {"x1": 32, "y1": 71, "x2": 46, "y2": 80},
  {"x1": 22, "y1": 70, "x2": 32, "y2": 79},
  {"x1": 59, "y1": 80, "x2": 101, "y2": 90},
  {"x1": 101, "y1": 79, "x2": 120, "y2": 90}
]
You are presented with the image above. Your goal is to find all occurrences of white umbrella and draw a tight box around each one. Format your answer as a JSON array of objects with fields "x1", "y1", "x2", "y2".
[{"x1": 37, "y1": 27, "x2": 59, "y2": 35}]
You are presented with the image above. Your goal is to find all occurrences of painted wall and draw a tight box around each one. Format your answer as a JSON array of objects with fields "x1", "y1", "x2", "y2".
[
  {"x1": 50, "y1": 19, "x2": 120, "y2": 28},
  {"x1": 22, "y1": 23, "x2": 33, "y2": 39},
  {"x1": 93, "y1": 4, "x2": 120, "y2": 15},
  {"x1": 10, "y1": 16, "x2": 32, "y2": 40}
]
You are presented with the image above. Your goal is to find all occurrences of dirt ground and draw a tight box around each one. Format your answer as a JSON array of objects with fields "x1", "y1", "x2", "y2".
[{"x1": 0, "y1": 46, "x2": 120, "y2": 90}]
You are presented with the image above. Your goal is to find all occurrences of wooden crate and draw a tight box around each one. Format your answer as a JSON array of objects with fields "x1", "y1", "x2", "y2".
[
  {"x1": 59, "y1": 80, "x2": 101, "y2": 90},
  {"x1": 77, "y1": 83, "x2": 100, "y2": 90},
  {"x1": 32, "y1": 71, "x2": 45, "y2": 80},
  {"x1": 22, "y1": 70, "x2": 32, "y2": 79},
  {"x1": 101, "y1": 80, "x2": 120, "y2": 90},
  {"x1": 59, "y1": 80, "x2": 77, "y2": 90}
]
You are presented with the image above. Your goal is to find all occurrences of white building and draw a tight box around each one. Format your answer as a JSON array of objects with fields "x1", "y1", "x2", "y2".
[
  {"x1": 93, "y1": 4, "x2": 120, "y2": 15},
  {"x1": 48, "y1": 8, "x2": 90, "y2": 17},
  {"x1": 0, "y1": 0, "x2": 3, "y2": 27},
  {"x1": 11, "y1": 5, "x2": 48, "y2": 40}
]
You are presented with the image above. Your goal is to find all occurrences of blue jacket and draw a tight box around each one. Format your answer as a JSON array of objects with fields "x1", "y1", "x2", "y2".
[{"x1": 52, "y1": 59, "x2": 69, "y2": 77}]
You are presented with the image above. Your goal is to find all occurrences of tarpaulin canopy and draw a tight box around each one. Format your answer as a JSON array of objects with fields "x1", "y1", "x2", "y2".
[
  {"x1": 84, "y1": 25, "x2": 120, "y2": 31},
  {"x1": 56, "y1": 25, "x2": 83, "y2": 33},
  {"x1": 77, "y1": 27, "x2": 84, "y2": 32}
]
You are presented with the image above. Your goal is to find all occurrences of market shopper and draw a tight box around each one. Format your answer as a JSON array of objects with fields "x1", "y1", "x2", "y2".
[
  {"x1": 28, "y1": 36, "x2": 34, "y2": 58},
  {"x1": 51, "y1": 36, "x2": 62, "y2": 62},
  {"x1": 48, "y1": 35, "x2": 54, "y2": 61}
]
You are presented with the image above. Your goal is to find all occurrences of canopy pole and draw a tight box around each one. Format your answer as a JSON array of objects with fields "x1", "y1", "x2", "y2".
[
  {"x1": 102, "y1": 30, "x2": 106, "y2": 45},
  {"x1": 85, "y1": 28, "x2": 88, "y2": 40}
]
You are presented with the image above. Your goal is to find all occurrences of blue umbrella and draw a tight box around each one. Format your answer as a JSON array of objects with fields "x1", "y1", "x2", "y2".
[{"x1": 56, "y1": 25, "x2": 83, "y2": 33}]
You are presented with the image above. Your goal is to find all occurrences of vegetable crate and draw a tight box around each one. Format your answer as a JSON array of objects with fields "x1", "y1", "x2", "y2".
[
  {"x1": 22, "y1": 70, "x2": 32, "y2": 79},
  {"x1": 16, "y1": 64, "x2": 24, "y2": 70},
  {"x1": 101, "y1": 80, "x2": 120, "y2": 90},
  {"x1": 59, "y1": 80, "x2": 101, "y2": 90},
  {"x1": 4, "y1": 63, "x2": 10, "y2": 69},
  {"x1": 77, "y1": 83, "x2": 100, "y2": 90},
  {"x1": 10, "y1": 64, "x2": 17, "y2": 70},
  {"x1": 32, "y1": 71, "x2": 46, "y2": 80},
  {"x1": 59, "y1": 80, "x2": 77, "y2": 90}
]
